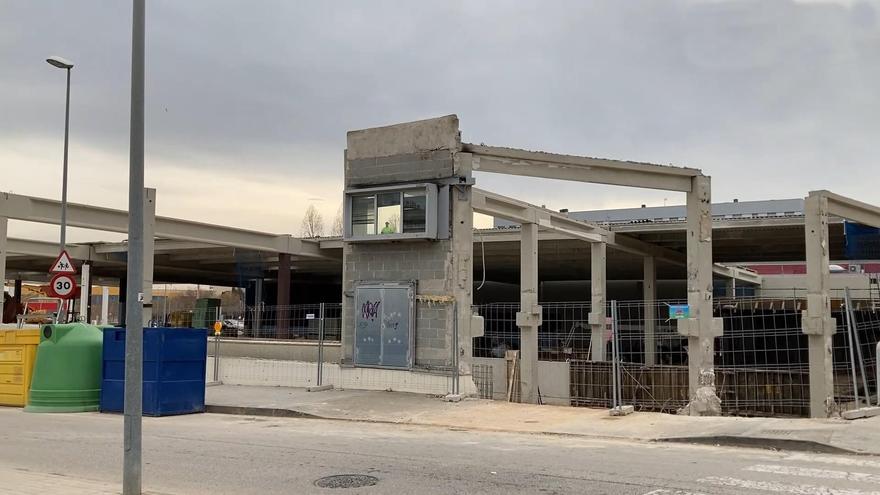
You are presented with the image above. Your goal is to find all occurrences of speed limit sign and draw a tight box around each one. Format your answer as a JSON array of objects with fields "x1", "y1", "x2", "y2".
[{"x1": 49, "y1": 273, "x2": 78, "y2": 299}]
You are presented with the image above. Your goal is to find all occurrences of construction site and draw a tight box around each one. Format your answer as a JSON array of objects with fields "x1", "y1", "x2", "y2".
[{"x1": 4, "y1": 115, "x2": 880, "y2": 419}]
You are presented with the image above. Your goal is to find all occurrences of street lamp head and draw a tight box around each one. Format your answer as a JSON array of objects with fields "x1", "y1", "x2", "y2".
[{"x1": 46, "y1": 56, "x2": 74, "y2": 69}]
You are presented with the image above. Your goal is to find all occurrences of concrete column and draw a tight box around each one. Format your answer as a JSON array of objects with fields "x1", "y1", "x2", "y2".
[
  {"x1": 118, "y1": 277, "x2": 127, "y2": 326},
  {"x1": 589, "y1": 242, "x2": 607, "y2": 362},
  {"x1": 643, "y1": 256, "x2": 657, "y2": 366},
  {"x1": 142, "y1": 188, "x2": 156, "y2": 326},
  {"x1": 677, "y1": 175, "x2": 723, "y2": 416},
  {"x1": 516, "y1": 222, "x2": 541, "y2": 404},
  {"x1": 802, "y1": 193, "x2": 836, "y2": 418},
  {"x1": 101, "y1": 286, "x2": 110, "y2": 325},
  {"x1": 276, "y1": 253, "x2": 291, "y2": 338},
  {"x1": 14, "y1": 279, "x2": 22, "y2": 307},
  {"x1": 0, "y1": 217, "x2": 6, "y2": 320},
  {"x1": 79, "y1": 262, "x2": 91, "y2": 322},
  {"x1": 452, "y1": 153, "x2": 475, "y2": 377}
]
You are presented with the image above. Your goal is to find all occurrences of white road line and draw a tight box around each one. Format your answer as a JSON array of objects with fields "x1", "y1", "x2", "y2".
[
  {"x1": 785, "y1": 454, "x2": 880, "y2": 470},
  {"x1": 642, "y1": 490, "x2": 709, "y2": 495},
  {"x1": 747, "y1": 464, "x2": 880, "y2": 484},
  {"x1": 699, "y1": 476, "x2": 880, "y2": 495}
]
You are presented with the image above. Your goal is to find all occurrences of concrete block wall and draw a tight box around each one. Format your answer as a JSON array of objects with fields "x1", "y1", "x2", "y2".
[
  {"x1": 345, "y1": 150, "x2": 454, "y2": 188},
  {"x1": 342, "y1": 240, "x2": 454, "y2": 368}
]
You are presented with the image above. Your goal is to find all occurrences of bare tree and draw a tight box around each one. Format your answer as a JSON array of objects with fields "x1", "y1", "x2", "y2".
[
  {"x1": 300, "y1": 204, "x2": 325, "y2": 238},
  {"x1": 330, "y1": 204, "x2": 343, "y2": 236}
]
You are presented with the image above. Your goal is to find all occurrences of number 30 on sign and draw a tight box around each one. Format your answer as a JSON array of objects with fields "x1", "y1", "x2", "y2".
[{"x1": 49, "y1": 273, "x2": 78, "y2": 299}]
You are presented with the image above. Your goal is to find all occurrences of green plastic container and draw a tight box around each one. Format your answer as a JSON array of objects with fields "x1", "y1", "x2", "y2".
[{"x1": 25, "y1": 323, "x2": 104, "y2": 413}]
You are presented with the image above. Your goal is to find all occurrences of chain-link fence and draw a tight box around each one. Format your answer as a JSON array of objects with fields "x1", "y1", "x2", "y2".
[{"x1": 159, "y1": 303, "x2": 342, "y2": 342}]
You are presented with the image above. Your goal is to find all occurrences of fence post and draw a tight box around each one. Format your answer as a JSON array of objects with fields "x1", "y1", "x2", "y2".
[
  {"x1": 213, "y1": 307, "x2": 221, "y2": 383},
  {"x1": 317, "y1": 302, "x2": 325, "y2": 386},
  {"x1": 307, "y1": 303, "x2": 333, "y2": 392}
]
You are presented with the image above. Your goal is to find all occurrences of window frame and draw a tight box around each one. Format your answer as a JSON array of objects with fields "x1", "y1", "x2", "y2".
[{"x1": 343, "y1": 183, "x2": 442, "y2": 242}]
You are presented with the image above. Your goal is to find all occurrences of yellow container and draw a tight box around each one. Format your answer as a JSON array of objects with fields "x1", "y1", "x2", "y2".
[{"x1": 0, "y1": 328, "x2": 41, "y2": 407}]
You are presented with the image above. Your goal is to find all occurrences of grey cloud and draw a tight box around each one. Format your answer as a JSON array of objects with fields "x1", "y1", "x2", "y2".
[{"x1": 1, "y1": 0, "x2": 879, "y2": 209}]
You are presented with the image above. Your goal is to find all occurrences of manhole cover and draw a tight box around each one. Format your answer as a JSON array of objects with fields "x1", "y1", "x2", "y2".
[{"x1": 314, "y1": 474, "x2": 378, "y2": 489}]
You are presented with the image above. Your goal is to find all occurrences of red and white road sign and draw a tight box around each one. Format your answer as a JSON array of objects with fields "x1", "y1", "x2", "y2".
[
  {"x1": 49, "y1": 250, "x2": 77, "y2": 274},
  {"x1": 49, "y1": 273, "x2": 78, "y2": 299}
]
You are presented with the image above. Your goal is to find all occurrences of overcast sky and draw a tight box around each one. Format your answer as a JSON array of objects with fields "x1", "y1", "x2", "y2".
[{"x1": 2, "y1": 0, "x2": 878, "y2": 242}]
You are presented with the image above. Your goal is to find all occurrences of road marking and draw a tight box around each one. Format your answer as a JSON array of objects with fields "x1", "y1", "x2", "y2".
[
  {"x1": 643, "y1": 490, "x2": 708, "y2": 495},
  {"x1": 699, "y1": 476, "x2": 880, "y2": 495},
  {"x1": 746, "y1": 464, "x2": 880, "y2": 484},
  {"x1": 785, "y1": 454, "x2": 880, "y2": 470}
]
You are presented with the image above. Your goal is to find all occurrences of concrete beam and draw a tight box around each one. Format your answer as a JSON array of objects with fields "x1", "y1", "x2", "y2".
[
  {"x1": 516, "y1": 222, "x2": 540, "y2": 404},
  {"x1": 465, "y1": 144, "x2": 698, "y2": 192},
  {"x1": 0, "y1": 192, "x2": 331, "y2": 258},
  {"x1": 7, "y1": 238, "x2": 92, "y2": 260},
  {"x1": 472, "y1": 188, "x2": 612, "y2": 243},
  {"x1": 819, "y1": 190, "x2": 880, "y2": 229}
]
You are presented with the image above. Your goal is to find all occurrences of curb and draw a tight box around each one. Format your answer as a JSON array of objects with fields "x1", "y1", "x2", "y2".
[
  {"x1": 657, "y1": 435, "x2": 859, "y2": 455},
  {"x1": 205, "y1": 405, "x2": 322, "y2": 419},
  {"x1": 205, "y1": 403, "x2": 868, "y2": 456}
]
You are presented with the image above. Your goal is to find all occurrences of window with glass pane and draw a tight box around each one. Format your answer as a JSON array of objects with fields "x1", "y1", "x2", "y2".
[
  {"x1": 377, "y1": 192, "x2": 401, "y2": 234},
  {"x1": 351, "y1": 195, "x2": 376, "y2": 236},
  {"x1": 402, "y1": 191, "x2": 427, "y2": 233}
]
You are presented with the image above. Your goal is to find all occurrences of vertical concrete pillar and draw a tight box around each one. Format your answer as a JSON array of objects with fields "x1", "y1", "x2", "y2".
[
  {"x1": 516, "y1": 222, "x2": 541, "y2": 404},
  {"x1": 118, "y1": 276, "x2": 127, "y2": 326},
  {"x1": 452, "y1": 153, "x2": 475, "y2": 376},
  {"x1": 14, "y1": 279, "x2": 22, "y2": 308},
  {"x1": 276, "y1": 253, "x2": 291, "y2": 338},
  {"x1": 802, "y1": 193, "x2": 836, "y2": 418},
  {"x1": 101, "y1": 286, "x2": 110, "y2": 325},
  {"x1": 643, "y1": 256, "x2": 657, "y2": 366},
  {"x1": 677, "y1": 175, "x2": 723, "y2": 416},
  {"x1": 79, "y1": 262, "x2": 91, "y2": 322},
  {"x1": 142, "y1": 188, "x2": 156, "y2": 326},
  {"x1": 0, "y1": 217, "x2": 6, "y2": 320},
  {"x1": 589, "y1": 242, "x2": 607, "y2": 362}
]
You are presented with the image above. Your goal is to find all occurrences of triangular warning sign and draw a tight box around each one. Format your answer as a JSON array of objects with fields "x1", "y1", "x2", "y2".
[{"x1": 49, "y1": 250, "x2": 77, "y2": 274}]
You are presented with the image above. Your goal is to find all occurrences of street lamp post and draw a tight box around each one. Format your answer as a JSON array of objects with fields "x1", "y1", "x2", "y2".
[{"x1": 46, "y1": 55, "x2": 74, "y2": 252}]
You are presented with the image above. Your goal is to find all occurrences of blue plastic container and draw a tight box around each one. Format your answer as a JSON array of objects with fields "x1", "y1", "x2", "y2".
[{"x1": 100, "y1": 327, "x2": 208, "y2": 416}]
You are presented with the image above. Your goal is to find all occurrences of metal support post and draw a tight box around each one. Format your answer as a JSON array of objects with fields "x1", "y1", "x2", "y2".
[
  {"x1": 123, "y1": 0, "x2": 145, "y2": 493},
  {"x1": 589, "y1": 242, "x2": 607, "y2": 362},
  {"x1": 60, "y1": 67, "x2": 71, "y2": 251},
  {"x1": 213, "y1": 328, "x2": 220, "y2": 383},
  {"x1": 516, "y1": 222, "x2": 541, "y2": 404},
  {"x1": 845, "y1": 288, "x2": 870, "y2": 406},
  {"x1": 317, "y1": 302, "x2": 325, "y2": 386},
  {"x1": 611, "y1": 300, "x2": 619, "y2": 410},
  {"x1": 643, "y1": 256, "x2": 657, "y2": 366}
]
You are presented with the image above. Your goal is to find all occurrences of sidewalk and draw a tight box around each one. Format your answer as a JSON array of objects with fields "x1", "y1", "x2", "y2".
[
  {"x1": 0, "y1": 466, "x2": 170, "y2": 495},
  {"x1": 206, "y1": 384, "x2": 880, "y2": 455}
]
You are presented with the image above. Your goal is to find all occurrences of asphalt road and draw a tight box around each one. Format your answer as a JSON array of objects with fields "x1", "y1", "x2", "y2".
[{"x1": 2, "y1": 408, "x2": 880, "y2": 495}]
